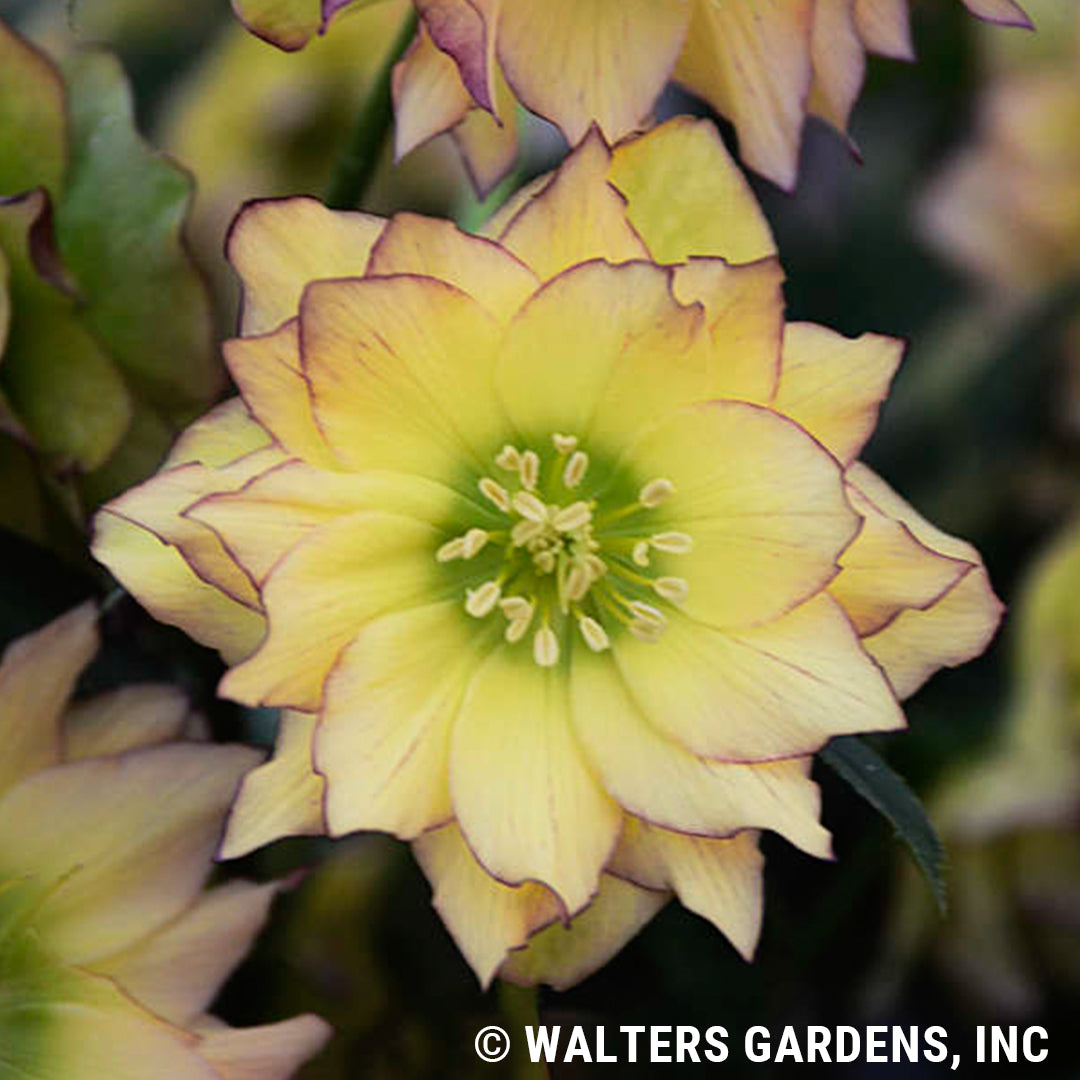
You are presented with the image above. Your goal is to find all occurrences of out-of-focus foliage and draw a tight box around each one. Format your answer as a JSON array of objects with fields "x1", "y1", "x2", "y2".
[{"x1": 0, "y1": 16, "x2": 219, "y2": 551}]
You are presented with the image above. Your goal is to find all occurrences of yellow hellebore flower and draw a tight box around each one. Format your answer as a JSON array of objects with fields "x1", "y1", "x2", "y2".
[
  {"x1": 93, "y1": 118, "x2": 1002, "y2": 988},
  {"x1": 390, "y1": 0, "x2": 1032, "y2": 193},
  {"x1": 0, "y1": 603, "x2": 330, "y2": 1079}
]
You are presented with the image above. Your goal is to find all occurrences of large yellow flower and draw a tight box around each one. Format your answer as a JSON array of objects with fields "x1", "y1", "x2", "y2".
[
  {"x1": 93, "y1": 118, "x2": 1002, "y2": 987},
  {"x1": 0, "y1": 603, "x2": 330, "y2": 1079},
  {"x1": 391, "y1": 0, "x2": 1032, "y2": 192}
]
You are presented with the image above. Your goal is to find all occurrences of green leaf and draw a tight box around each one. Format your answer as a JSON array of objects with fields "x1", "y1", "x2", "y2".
[
  {"x1": 0, "y1": 17, "x2": 67, "y2": 197},
  {"x1": 821, "y1": 735, "x2": 947, "y2": 915},
  {"x1": 55, "y1": 50, "x2": 220, "y2": 424}
]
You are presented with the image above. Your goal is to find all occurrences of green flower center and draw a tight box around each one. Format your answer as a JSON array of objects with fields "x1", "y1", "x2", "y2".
[{"x1": 437, "y1": 433, "x2": 693, "y2": 666}]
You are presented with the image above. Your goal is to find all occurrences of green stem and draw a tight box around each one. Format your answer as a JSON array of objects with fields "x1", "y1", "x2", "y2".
[
  {"x1": 324, "y1": 7, "x2": 419, "y2": 210},
  {"x1": 496, "y1": 980, "x2": 548, "y2": 1080}
]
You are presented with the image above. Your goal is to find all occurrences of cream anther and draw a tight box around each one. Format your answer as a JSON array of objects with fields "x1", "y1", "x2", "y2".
[
  {"x1": 632, "y1": 540, "x2": 650, "y2": 567},
  {"x1": 628, "y1": 600, "x2": 666, "y2": 627},
  {"x1": 533, "y1": 626, "x2": 560, "y2": 667},
  {"x1": 583, "y1": 554, "x2": 607, "y2": 579},
  {"x1": 479, "y1": 477, "x2": 511, "y2": 513},
  {"x1": 639, "y1": 478, "x2": 675, "y2": 508},
  {"x1": 465, "y1": 580, "x2": 501, "y2": 617},
  {"x1": 436, "y1": 537, "x2": 466, "y2": 562},
  {"x1": 564, "y1": 564, "x2": 591, "y2": 604},
  {"x1": 511, "y1": 519, "x2": 545, "y2": 546},
  {"x1": 579, "y1": 616, "x2": 610, "y2": 652},
  {"x1": 495, "y1": 445, "x2": 521, "y2": 471},
  {"x1": 499, "y1": 596, "x2": 534, "y2": 621},
  {"x1": 654, "y1": 576, "x2": 689, "y2": 603},
  {"x1": 462, "y1": 528, "x2": 489, "y2": 558},
  {"x1": 552, "y1": 501, "x2": 592, "y2": 532},
  {"x1": 520, "y1": 450, "x2": 540, "y2": 490},
  {"x1": 552, "y1": 433, "x2": 578, "y2": 454},
  {"x1": 512, "y1": 490, "x2": 548, "y2": 524},
  {"x1": 629, "y1": 619, "x2": 663, "y2": 643},
  {"x1": 505, "y1": 617, "x2": 531, "y2": 643},
  {"x1": 534, "y1": 549, "x2": 557, "y2": 574},
  {"x1": 563, "y1": 450, "x2": 589, "y2": 488},
  {"x1": 650, "y1": 531, "x2": 693, "y2": 554}
]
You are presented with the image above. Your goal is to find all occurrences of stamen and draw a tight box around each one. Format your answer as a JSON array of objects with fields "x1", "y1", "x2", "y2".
[
  {"x1": 579, "y1": 616, "x2": 610, "y2": 652},
  {"x1": 499, "y1": 596, "x2": 534, "y2": 622},
  {"x1": 535, "y1": 549, "x2": 558, "y2": 574},
  {"x1": 627, "y1": 600, "x2": 666, "y2": 627},
  {"x1": 495, "y1": 445, "x2": 521, "y2": 471},
  {"x1": 629, "y1": 619, "x2": 663, "y2": 643},
  {"x1": 632, "y1": 540, "x2": 650, "y2": 567},
  {"x1": 583, "y1": 554, "x2": 607, "y2": 580},
  {"x1": 552, "y1": 501, "x2": 592, "y2": 532},
  {"x1": 639, "y1": 478, "x2": 675, "y2": 508},
  {"x1": 505, "y1": 617, "x2": 531, "y2": 643},
  {"x1": 436, "y1": 537, "x2": 466, "y2": 562},
  {"x1": 533, "y1": 625, "x2": 560, "y2": 667},
  {"x1": 650, "y1": 531, "x2": 693, "y2": 554},
  {"x1": 563, "y1": 450, "x2": 589, "y2": 488},
  {"x1": 519, "y1": 450, "x2": 540, "y2": 490},
  {"x1": 654, "y1": 576, "x2": 689, "y2": 603},
  {"x1": 465, "y1": 580, "x2": 501, "y2": 617},
  {"x1": 511, "y1": 519, "x2": 545, "y2": 546},
  {"x1": 462, "y1": 528, "x2": 489, "y2": 559},
  {"x1": 479, "y1": 477, "x2": 511, "y2": 513},
  {"x1": 565, "y1": 564, "x2": 591, "y2": 603},
  {"x1": 552, "y1": 433, "x2": 578, "y2": 454},
  {"x1": 512, "y1": 490, "x2": 548, "y2": 523}
]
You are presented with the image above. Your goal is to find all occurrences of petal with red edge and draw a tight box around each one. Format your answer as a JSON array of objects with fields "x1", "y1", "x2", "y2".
[
  {"x1": 854, "y1": 0, "x2": 914, "y2": 60},
  {"x1": 195, "y1": 1016, "x2": 332, "y2": 1080}
]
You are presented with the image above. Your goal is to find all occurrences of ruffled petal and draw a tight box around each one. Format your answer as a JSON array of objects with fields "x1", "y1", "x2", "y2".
[
  {"x1": 608, "y1": 820, "x2": 764, "y2": 960},
  {"x1": 607, "y1": 116, "x2": 777, "y2": 265},
  {"x1": 227, "y1": 197, "x2": 384, "y2": 334},
  {"x1": 497, "y1": 0, "x2": 688, "y2": 145},
  {"x1": 570, "y1": 650, "x2": 832, "y2": 856},
  {"x1": 165, "y1": 398, "x2": 272, "y2": 470},
  {"x1": 674, "y1": 0, "x2": 814, "y2": 191},
  {"x1": 773, "y1": 322, "x2": 904, "y2": 466},
  {"x1": 613, "y1": 596, "x2": 904, "y2": 762},
  {"x1": 220, "y1": 711, "x2": 326, "y2": 859},
  {"x1": 451, "y1": 60, "x2": 520, "y2": 197},
  {"x1": 450, "y1": 647, "x2": 621, "y2": 914},
  {"x1": 808, "y1": 0, "x2": 866, "y2": 133},
  {"x1": 318, "y1": 601, "x2": 477, "y2": 840},
  {"x1": 617, "y1": 402, "x2": 859, "y2": 629},
  {"x1": 413, "y1": 822, "x2": 563, "y2": 988},
  {"x1": 854, "y1": 0, "x2": 914, "y2": 61},
  {"x1": 497, "y1": 129, "x2": 649, "y2": 281},
  {"x1": 195, "y1": 1016, "x2": 332, "y2": 1080},
  {"x1": 64, "y1": 685, "x2": 192, "y2": 761},
  {"x1": 0, "y1": 603, "x2": 97, "y2": 798},
  {"x1": 499, "y1": 872, "x2": 667, "y2": 990},
  {"x1": 301, "y1": 274, "x2": 505, "y2": 477}
]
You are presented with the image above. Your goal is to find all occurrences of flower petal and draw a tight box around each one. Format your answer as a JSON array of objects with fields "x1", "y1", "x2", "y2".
[
  {"x1": 413, "y1": 822, "x2": 563, "y2": 988},
  {"x1": 0, "y1": 602, "x2": 97, "y2": 798},
  {"x1": 227, "y1": 197, "x2": 384, "y2": 334},
  {"x1": 230, "y1": 0, "x2": 321, "y2": 51},
  {"x1": 499, "y1": 873, "x2": 667, "y2": 990},
  {"x1": 960, "y1": 0, "x2": 1033, "y2": 29},
  {"x1": 808, "y1": 0, "x2": 866, "y2": 133},
  {"x1": 64, "y1": 685, "x2": 192, "y2": 761},
  {"x1": 830, "y1": 475, "x2": 972, "y2": 636},
  {"x1": 613, "y1": 595, "x2": 904, "y2": 762},
  {"x1": 495, "y1": 259, "x2": 707, "y2": 451},
  {"x1": 773, "y1": 322, "x2": 904, "y2": 466},
  {"x1": 89, "y1": 880, "x2": 279, "y2": 1027},
  {"x1": 220, "y1": 511, "x2": 443, "y2": 710},
  {"x1": 220, "y1": 711, "x2": 326, "y2": 860},
  {"x1": 498, "y1": 128, "x2": 649, "y2": 281},
  {"x1": 222, "y1": 320, "x2": 338, "y2": 468},
  {"x1": 301, "y1": 274, "x2": 505, "y2": 477},
  {"x1": 608, "y1": 820, "x2": 764, "y2": 961},
  {"x1": 366, "y1": 212, "x2": 539, "y2": 323},
  {"x1": 569, "y1": 650, "x2": 832, "y2": 857},
  {"x1": 0, "y1": 743, "x2": 259, "y2": 963},
  {"x1": 195, "y1": 1016, "x2": 332, "y2": 1080},
  {"x1": 450, "y1": 647, "x2": 621, "y2": 914},
  {"x1": 497, "y1": 0, "x2": 688, "y2": 145},
  {"x1": 854, "y1": 0, "x2": 914, "y2": 61},
  {"x1": 674, "y1": 0, "x2": 814, "y2": 190},
  {"x1": 451, "y1": 60, "x2": 520, "y2": 197},
  {"x1": 318, "y1": 601, "x2": 477, "y2": 840},
  {"x1": 166, "y1": 398, "x2": 272, "y2": 470},
  {"x1": 607, "y1": 116, "x2": 777, "y2": 265},
  {"x1": 618, "y1": 402, "x2": 859, "y2": 629},
  {"x1": 850, "y1": 464, "x2": 1004, "y2": 698},
  {"x1": 416, "y1": 0, "x2": 494, "y2": 110}
]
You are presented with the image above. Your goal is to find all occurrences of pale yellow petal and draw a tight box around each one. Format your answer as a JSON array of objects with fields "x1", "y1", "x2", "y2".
[
  {"x1": 0, "y1": 602, "x2": 97, "y2": 797},
  {"x1": 808, "y1": 0, "x2": 866, "y2": 133},
  {"x1": 165, "y1": 398, "x2": 272, "y2": 470},
  {"x1": 220, "y1": 711, "x2": 325, "y2": 859},
  {"x1": 500, "y1": 873, "x2": 667, "y2": 990},
  {"x1": 614, "y1": 595, "x2": 904, "y2": 762},
  {"x1": 196, "y1": 1016, "x2": 332, "y2": 1080},
  {"x1": 608, "y1": 820, "x2": 764, "y2": 960},
  {"x1": 773, "y1": 322, "x2": 904, "y2": 465},
  {"x1": 498, "y1": 128, "x2": 649, "y2": 281},
  {"x1": 366, "y1": 211, "x2": 539, "y2": 323},
  {"x1": 451, "y1": 647, "x2": 621, "y2": 914},
  {"x1": 302, "y1": 274, "x2": 505, "y2": 477},
  {"x1": 570, "y1": 650, "x2": 832, "y2": 857},
  {"x1": 413, "y1": 822, "x2": 563, "y2": 988},
  {"x1": 451, "y1": 60, "x2": 520, "y2": 197},
  {"x1": 675, "y1": 0, "x2": 814, "y2": 190},
  {"x1": 854, "y1": 0, "x2": 914, "y2": 60},
  {"x1": 497, "y1": 0, "x2": 688, "y2": 145},
  {"x1": 318, "y1": 601, "x2": 477, "y2": 840},
  {"x1": 64, "y1": 685, "x2": 192, "y2": 761},
  {"x1": 607, "y1": 116, "x2": 777, "y2": 264},
  {"x1": 227, "y1": 196, "x2": 385, "y2": 334}
]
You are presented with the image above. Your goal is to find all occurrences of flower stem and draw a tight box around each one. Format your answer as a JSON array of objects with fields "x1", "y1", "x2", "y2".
[
  {"x1": 496, "y1": 980, "x2": 548, "y2": 1079},
  {"x1": 324, "y1": 7, "x2": 419, "y2": 210}
]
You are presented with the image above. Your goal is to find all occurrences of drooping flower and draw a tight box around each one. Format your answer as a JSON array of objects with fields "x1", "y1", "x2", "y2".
[
  {"x1": 389, "y1": 0, "x2": 1034, "y2": 193},
  {"x1": 93, "y1": 117, "x2": 1002, "y2": 987},
  {"x1": 0, "y1": 602, "x2": 330, "y2": 1077}
]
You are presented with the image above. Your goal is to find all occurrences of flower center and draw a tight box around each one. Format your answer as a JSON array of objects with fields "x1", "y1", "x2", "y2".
[{"x1": 437, "y1": 434, "x2": 693, "y2": 667}]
